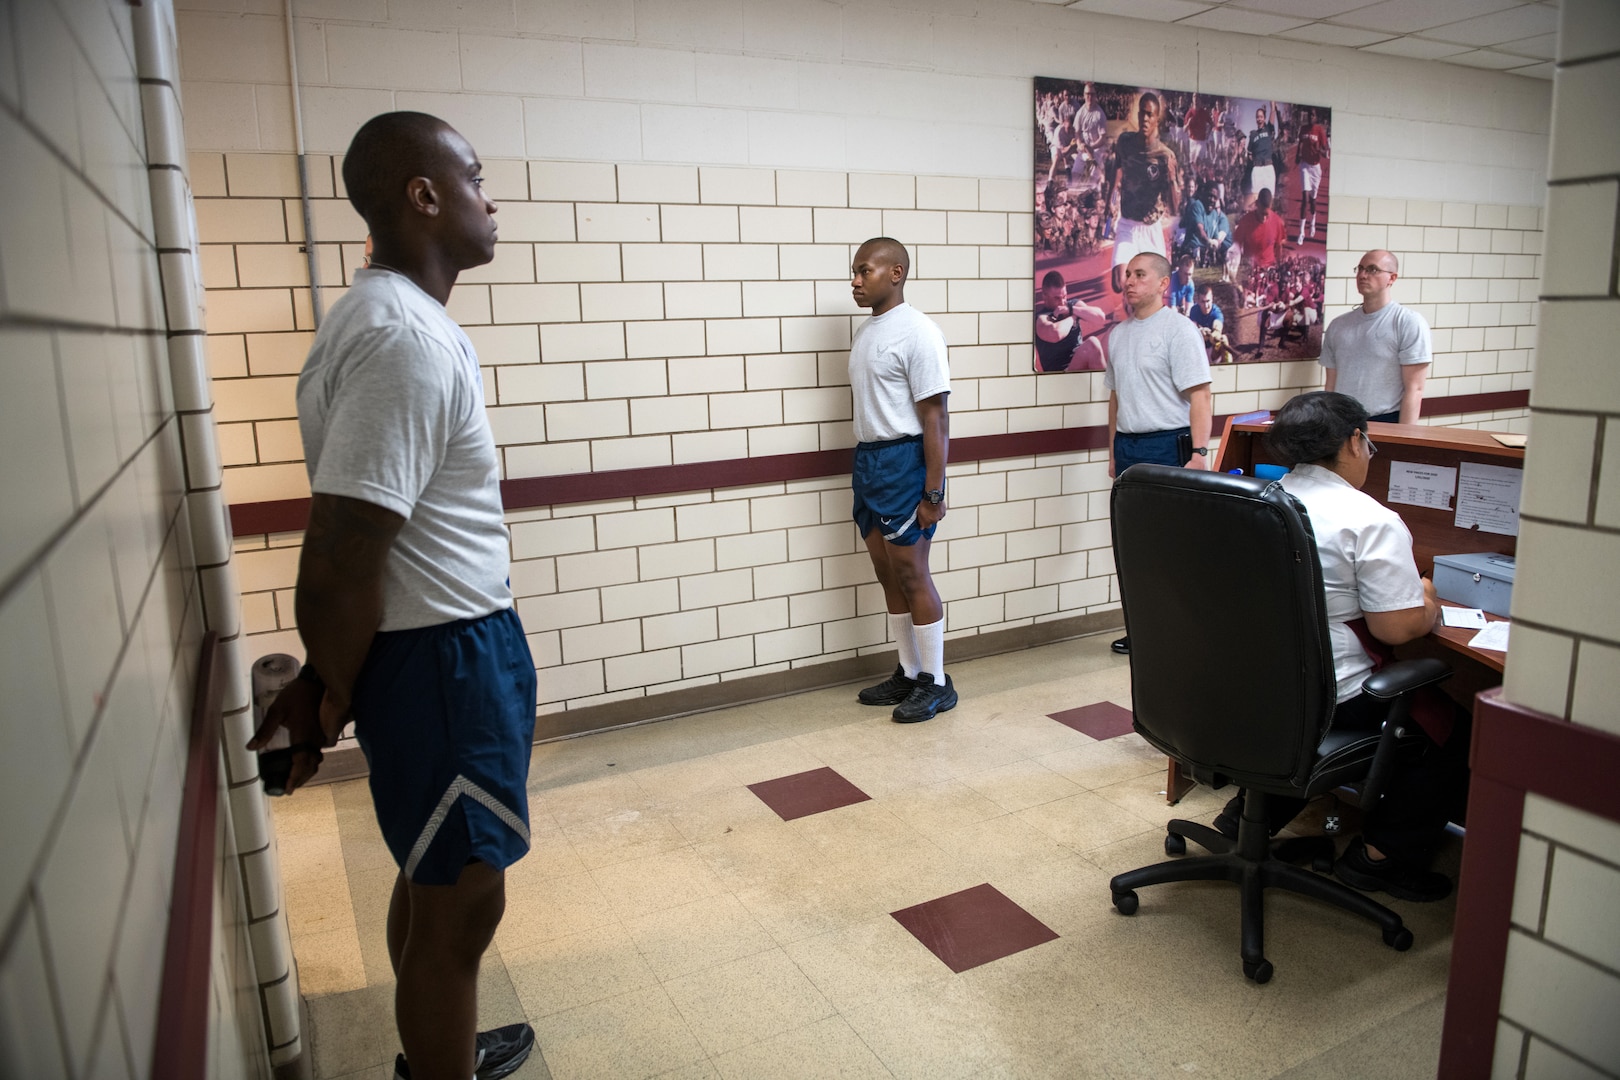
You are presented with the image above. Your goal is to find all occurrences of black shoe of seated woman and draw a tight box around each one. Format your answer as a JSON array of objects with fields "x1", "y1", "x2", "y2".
[{"x1": 1333, "y1": 838, "x2": 1453, "y2": 903}]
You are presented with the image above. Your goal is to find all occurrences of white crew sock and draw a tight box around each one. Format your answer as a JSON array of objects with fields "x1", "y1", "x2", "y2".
[
  {"x1": 890, "y1": 613, "x2": 920, "y2": 678},
  {"x1": 914, "y1": 617, "x2": 946, "y2": 683}
]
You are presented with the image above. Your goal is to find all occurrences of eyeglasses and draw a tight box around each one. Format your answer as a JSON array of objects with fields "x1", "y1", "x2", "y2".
[
  {"x1": 1354, "y1": 264, "x2": 1392, "y2": 276},
  {"x1": 1360, "y1": 429, "x2": 1378, "y2": 457}
]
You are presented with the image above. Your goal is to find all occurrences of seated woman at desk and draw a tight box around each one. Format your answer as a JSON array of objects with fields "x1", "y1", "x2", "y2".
[{"x1": 1217, "y1": 391, "x2": 1471, "y2": 902}]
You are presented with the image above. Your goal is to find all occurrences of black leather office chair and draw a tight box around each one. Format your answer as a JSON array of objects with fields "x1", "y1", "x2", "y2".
[{"x1": 1105, "y1": 464, "x2": 1451, "y2": 982}]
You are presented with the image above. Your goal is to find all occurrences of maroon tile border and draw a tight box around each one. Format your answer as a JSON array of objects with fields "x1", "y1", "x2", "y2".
[
  {"x1": 748, "y1": 766, "x2": 871, "y2": 822},
  {"x1": 226, "y1": 392, "x2": 1527, "y2": 535},
  {"x1": 1048, "y1": 701, "x2": 1135, "y2": 740},
  {"x1": 1438, "y1": 689, "x2": 1620, "y2": 1078},
  {"x1": 891, "y1": 883, "x2": 1060, "y2": 973}
]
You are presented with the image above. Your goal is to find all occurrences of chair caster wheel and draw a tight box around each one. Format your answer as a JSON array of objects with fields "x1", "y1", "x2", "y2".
[
  {"x1": 1113, "y1": 890, "x2": 1139, "y2": 915},
  {"x1": 1243, "y1": 958, "x2": 1273, "y2": 984},
  {"x1": 1165, "y1": 833, "x2": 1186, "y2": 856},
  {"x1": 1384, "y1": 926, "x2": 1413, "y2": 951}
]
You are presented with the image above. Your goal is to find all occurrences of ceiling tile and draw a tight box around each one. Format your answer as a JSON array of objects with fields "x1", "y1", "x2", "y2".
[
  {"x1": 1503, "y1": 60, "x2": 1554, "y2": 79},
  {"x1": 1423, "y1": 3, "x2": 1561, "y2": 46},
  {"x1": 1276, "y1": 22, "x2": 1398, "y2": 46},
  {"x1": 1222, "y1": 0, "x2": 1370, "y2": 17},
  {"x1": 1497, "y1": 32, "x2": 1558, "y2": 59},
  {"x1": 1359, "y1": 35, "x2": 1476, "y2": 58},
  {"x1": 1178, "y1": 7, "x2": 1312, "y2": 33},
  {"x1": 1333, "y1": 0, "x2": 1522, "y2": 35},
  {"x1": 1445, "y1": 47, "x2": 1539, "y2": 68},
  {"x1": 1064, "y1": 0, "x2": 1215, "y2": 21}
]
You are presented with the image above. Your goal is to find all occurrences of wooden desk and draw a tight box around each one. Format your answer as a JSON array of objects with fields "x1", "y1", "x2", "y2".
[{"x1": 1162, "y1": 418, "x2": 1522, "y2": 804}]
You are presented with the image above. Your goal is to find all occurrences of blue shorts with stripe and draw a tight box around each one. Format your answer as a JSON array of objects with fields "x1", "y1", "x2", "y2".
[
  {"x1": 852, "y1": 435, "x2": 935, "y2": 547},
  {"x1": 351, "y1": 606, "x2": 537, "y2": 885}
]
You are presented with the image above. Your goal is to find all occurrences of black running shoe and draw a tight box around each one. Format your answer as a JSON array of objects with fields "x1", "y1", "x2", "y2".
[
  {"x1": 892, "y1": 672, "x2": 957, "y2": 723},
  {"x1": 394, "y1": 1022, "x2": 537, "y2": 1080},
  {"x1": 1111, "y1": 637, "x2": 1131, "y2": 655},
  {"x1": 859, "y1": 664, "x2": 916, "y2": 706},
  {"x1": 1333, "y1": 838, "x2": 1452, "y2": 903}
]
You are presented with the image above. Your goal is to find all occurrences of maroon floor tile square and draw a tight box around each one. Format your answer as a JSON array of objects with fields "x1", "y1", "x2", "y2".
[
  {"x1": 1048, "y1": 701, "x2": 1136, "y2": 740},
  {"x1": 747, "y1": 766, "x2": 871, "y2": 822},
  {"x1": 891, "y1": 883, "x2": 1060, "y2": 973}
]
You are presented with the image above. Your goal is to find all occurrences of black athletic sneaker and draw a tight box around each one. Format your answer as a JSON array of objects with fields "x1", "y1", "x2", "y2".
[
  {"x1": 394, "y1": 1022, "x2": 537, "y2": 1080},
  {"x1": 858, "y1": 664, "x2": 916, "y2": 706},
  {"x1": 1333, "y1": 838, "x2": 1453, "y2": 903},
  {"x1": 892, "y1": 672, "x2": 957, "y2": 723},
  {"x1": 1111, "y1": 637, "x2": 1131, "y2": 655}
]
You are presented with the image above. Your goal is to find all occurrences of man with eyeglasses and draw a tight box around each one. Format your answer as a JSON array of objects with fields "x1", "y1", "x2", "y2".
[{"x1": 1318, "y1": 249, "x2": 1431, "y2": 424}]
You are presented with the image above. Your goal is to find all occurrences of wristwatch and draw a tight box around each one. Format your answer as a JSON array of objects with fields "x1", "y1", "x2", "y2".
[
  {"x1": 1189, "y1": 447, "x2": 1209, "y2": 457},
  {"x1": 923, "y1": 488, "x2": 946, "y2": 504}
]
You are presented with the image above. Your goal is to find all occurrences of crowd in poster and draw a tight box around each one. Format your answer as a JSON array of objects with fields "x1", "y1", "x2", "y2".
[{"x1": 1033, "y1": 77, "x2": 1333, "y2": 373}]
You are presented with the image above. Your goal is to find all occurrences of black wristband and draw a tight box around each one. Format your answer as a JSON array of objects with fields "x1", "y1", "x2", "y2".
[{"x1": 296, "y1": 664, "x2": 325, "y2": 691}]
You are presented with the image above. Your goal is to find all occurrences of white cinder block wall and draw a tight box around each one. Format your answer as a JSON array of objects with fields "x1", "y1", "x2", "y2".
[
  {"x1": 175, "y1": 0, "x2": 1552, "y2": 728},
  {"x1": 0, "y1": 0, "x2": 272, "y2": 1077},
  {"x1": 1493, "y1": 1, "x2": 1620, "y2": 1075}
]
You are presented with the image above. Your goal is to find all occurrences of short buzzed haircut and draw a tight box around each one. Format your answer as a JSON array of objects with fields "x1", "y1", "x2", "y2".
[
  {"x1": 858, "y1": 237, "x2": 910, "y2": 278},
  {"x1": 342, "y1": 111, "x2": 458, "y2": 230},
  {"x1": 1041, "y1": 270, "x2": 1065, "y2": 290},
  {"x1": 1132, "y1": 252, "x2": 1171, "y2": 280}
]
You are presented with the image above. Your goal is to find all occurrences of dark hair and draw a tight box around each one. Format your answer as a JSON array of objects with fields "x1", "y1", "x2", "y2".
[
  {"x1": 1255, "y1": 188, "x2": 1272, "y2": 212},
  {"x1": 342, "y1": 111, "x2": 457, "y2": 230},
  {"x1": 1267, "y1": 391, "x2": 1368, "y2": 467},
  {"x1": 1041, "y1": 270, "x2": 1065, "y2": 290}
]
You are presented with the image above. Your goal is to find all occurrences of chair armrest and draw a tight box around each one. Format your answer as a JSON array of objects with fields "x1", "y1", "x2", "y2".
[{"x1": 1359, "y1": 658, "x2": 1451, "y2": 701}]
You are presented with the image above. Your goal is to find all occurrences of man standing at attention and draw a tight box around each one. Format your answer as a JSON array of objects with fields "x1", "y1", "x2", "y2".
[
  {"x1": 250, "y1": 112, "x2": 536, "y2": 1080},
  {"x1": 1105, "y1": 252, "x2": 1213, "y2": 655},
  {"x1": 847, "y1": 238, "x2": 957, "y2": 723},
  {"x1": 1320, "y1": 249, "x2": 1431, "y2": 424}
]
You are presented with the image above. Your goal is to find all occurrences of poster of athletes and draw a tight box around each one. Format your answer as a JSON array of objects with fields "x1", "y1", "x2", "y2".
[{"x1": 1033, "y1": 76, "x2": 1332, "y2": 373}]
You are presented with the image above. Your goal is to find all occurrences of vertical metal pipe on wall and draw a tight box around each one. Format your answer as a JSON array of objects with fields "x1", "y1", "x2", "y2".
[{"x1": 131, "y1": 0, "x2": 304, "y2": 1071}]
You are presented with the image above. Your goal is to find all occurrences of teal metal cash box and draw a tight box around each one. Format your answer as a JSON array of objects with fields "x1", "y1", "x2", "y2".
[{"x1": 1433, "y1": 552, "x2": 1516, "y2": 618}]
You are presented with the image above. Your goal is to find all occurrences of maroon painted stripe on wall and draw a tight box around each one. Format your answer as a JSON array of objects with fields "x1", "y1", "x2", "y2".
[
  {"x1": 225, "y1": 391, "x2": 1525, "y2": 536},
  {"x1": 152, "y1": 631, "x2": 224, "y2": 1080},
  {"x1": 1438, "y1": 690, "x2": 1620, "y2": 1078}
]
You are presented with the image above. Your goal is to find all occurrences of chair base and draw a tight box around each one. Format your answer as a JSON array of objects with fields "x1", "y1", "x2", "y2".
[{"x1": 1109, "y1": 811, "x2": 1413, "y2": 983}]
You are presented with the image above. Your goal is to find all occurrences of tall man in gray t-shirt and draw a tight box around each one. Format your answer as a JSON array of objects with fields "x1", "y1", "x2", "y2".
[
  {"x1": 847, "y1": 238, "x2": 958, "y2": 723},
  {"x1": 251, "y1": 113, "x2": 536, "y2": 1080},
  {"x1": 1320, "y1": 249, "x2": 1431, "y2": 424},
  {"x1": 1104, "y1": 252, "x2": 1212, "y2": 653}
]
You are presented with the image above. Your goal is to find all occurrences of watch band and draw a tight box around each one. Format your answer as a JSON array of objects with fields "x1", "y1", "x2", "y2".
[{"x1": 924, "y1": 488, "x2": 946, "y2": 504}]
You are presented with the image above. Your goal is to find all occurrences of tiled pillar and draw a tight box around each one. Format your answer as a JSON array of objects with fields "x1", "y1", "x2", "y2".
[
  {"x1": 1489, "y1": 0, "x2": 1620, "y2": 1073},
  {"x1": 131, "y1": 0, "x2": 302, "y2": 1069}
]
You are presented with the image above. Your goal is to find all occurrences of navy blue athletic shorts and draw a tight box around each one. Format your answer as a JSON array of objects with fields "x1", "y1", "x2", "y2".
[
  {"x1": 350, "y1": 606, "x2": 537, "y2": 885},
  {"x1": 852, "y1": 434, "x2": 936, "y2": 546}
]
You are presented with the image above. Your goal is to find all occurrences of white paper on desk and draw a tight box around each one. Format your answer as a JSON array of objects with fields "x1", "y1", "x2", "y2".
[
  {"x1": 1442, "y1": 607, "x2": 1487, "y2": 629},
  {"x1": 1387, "y1": 461, "x2": 1457, "y2": 509},
  {"x1": 1469, "y1": 621, "x2": 1511, "y2": 652},
  {"x1": 1455, "y1": 461, "x2": 1522, "y2": 536}
]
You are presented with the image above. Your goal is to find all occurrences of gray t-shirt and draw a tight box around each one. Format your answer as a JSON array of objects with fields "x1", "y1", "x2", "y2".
[
  {"x1": 1319, "y1": 301, "x2": 1431, "y2": 417},
  {"x1": 1103, "y1": 306, "x2": 1211, "y2": 433},
  {"x1": 848, "y1": 303, "x2": 951, "y2": 443},
  {"x1": 298, "y1": 269, "x2": 512, "y2": 631}
]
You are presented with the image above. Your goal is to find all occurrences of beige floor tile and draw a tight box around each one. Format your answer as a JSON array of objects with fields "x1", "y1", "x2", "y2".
[
  {"x1": 789, "y1": 800, "x2": 931, "y2": 864},
  {"x1": 269, "y1": 783, "x2": 338, "y2": 836},
  {"x1": 927, "y1": 813, "x2": 1075, "y2": 877},
  {"x1": 981, "y1": 851, "x2": 1119, "y2": 939},
  {"x1": 709, "y1": 739, "x2": 830, "y2": 787},
  {"x1": 824, "y1": 750, "x2": 956, "y2": 799},
  {"x1": 537, "y1": 773, "x2": 661, "y2": 826},
  {"x1": 283, "y1": 872, "x2": 357, "y2": 937},
  {"x1": 495, "y1": 870, "x2": 619, "y2": 954},
  {"x1": 630, "y1": 755, "x2": 744, "y2": 805},
  {"x1": 919, "y1": 732, "x2": 1033, "y2": 780},
  {"x1": 529, "y1": 985, "x2": 708, "y2": 1080},
  {"x1": 781, "y1": 916, "x2": 955, "y2": 1014},
  {"x1": 971, "y1": 712, "x2": 1097, "y2": 758},
  {"x1": 624, "y1": 893, "x2": 779, "y2": 982},
  {"x1": 664, "y1": 948, "x2": 836, "y2": 1057},
  {"x1": 841, "y1": 841, "x2": 987, "y2": 915},
  {"x1": 956, "y1": 758, "x2": 1086, "y2": 813},
  {"x1": 561, "y1": 807, "x2": 689, "y2": 870},
  {"x1": 589, "y1": 847, "x2": 727, "y2": 920},
  {"x1": 839, "y1": 978, "x2": 1013, "y2": 1080},
  {"x1": 506, "y1": 822, "x2": 590, "y2": 884},
  {"x1": 712, "y1": 1016, "x2": 893, "y2": 1080},
  {"x1": 306, "y1": 981, "x2": 398, "y2": 1078},
  {"x1": 648, "y1": 1061, "x2": 721, "y2": 1080},
  {"x1": 692, "y1": 822, "x2": 828, "y2": 891},
  {"x1": 1034, "y1": 736, "x2": 1164, "y2": 791},
  {"x1": 787, "y1": 719, "x2": 897, "y2": 766},
  {"x1": 662, "y1": 784, "x2": 785, "y2": 843},
  {"x1": 876, "y1": 779, "x2": 1010, "y2": 838},
  {"x1": 1015, "y1": 789, "x2": 1162, "y2": 855},
  {"x1": 292, "y1": 925, "x2": 368, "y2": 999},
  {"x1": 504, "y1": 923, "x2": 660, "y2": 1018},
  {"x1": 731, "y1": 870, "x2": 889, "y2": 947},
  {"x1": 1089, "y1": 769, "x2": 1227, "y2": 826},
  {"x1": 276, "y1": 831, "x2": 348, "y2": 886}
]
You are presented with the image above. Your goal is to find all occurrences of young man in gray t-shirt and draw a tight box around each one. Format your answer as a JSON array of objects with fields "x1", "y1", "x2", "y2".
[{"x1": 1320, "y1": 249, "x2": 1431, "y2": 424}]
